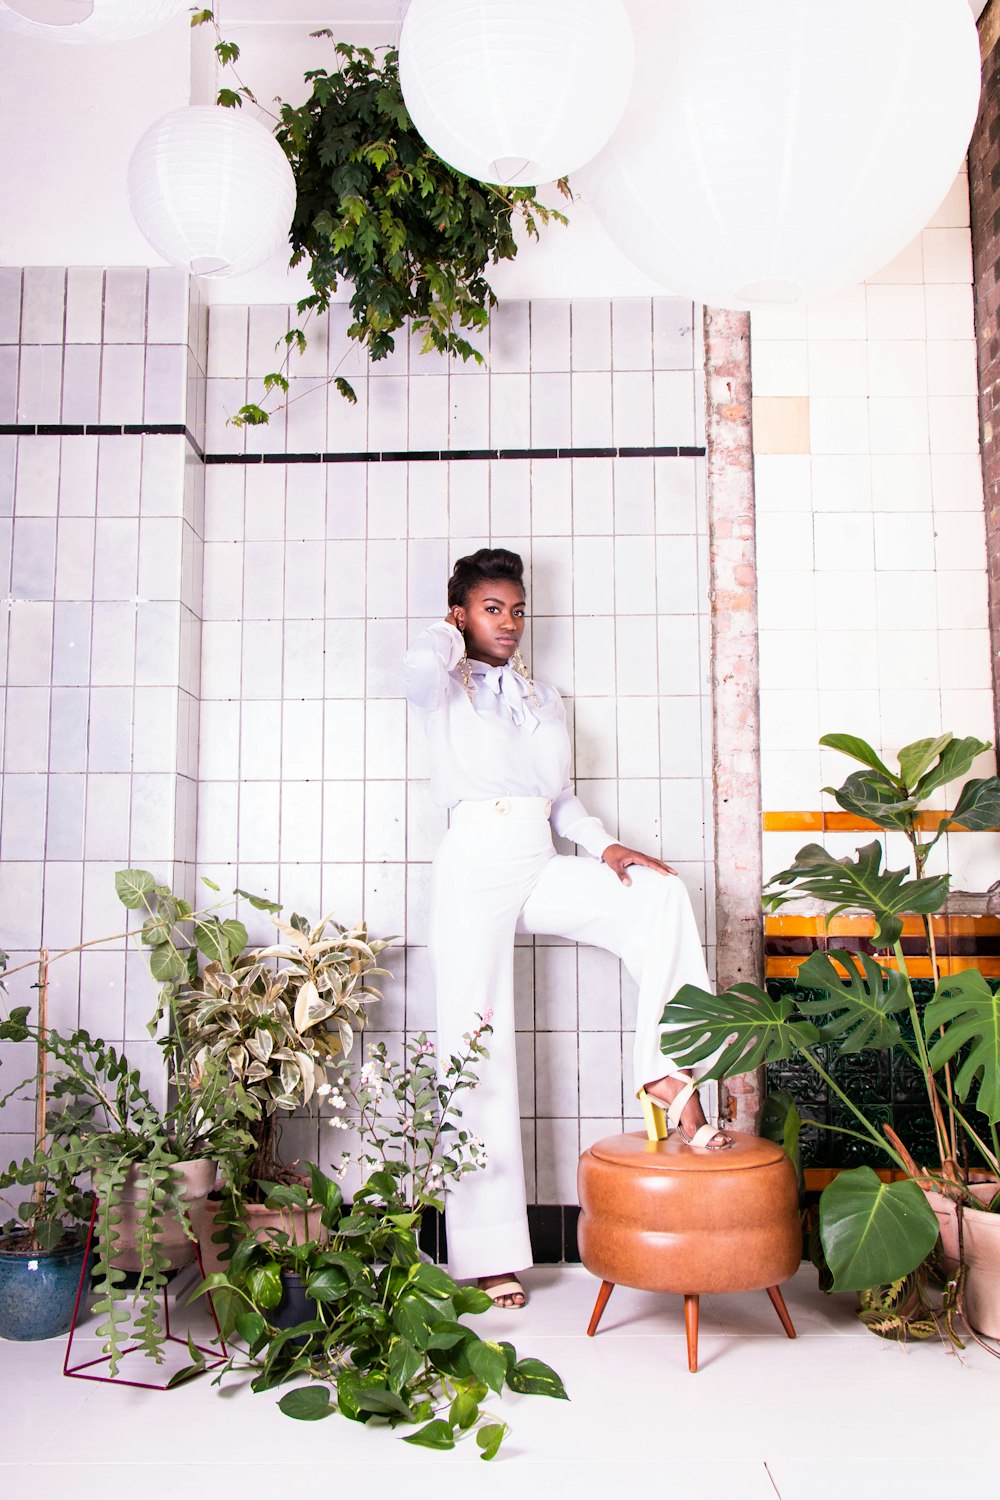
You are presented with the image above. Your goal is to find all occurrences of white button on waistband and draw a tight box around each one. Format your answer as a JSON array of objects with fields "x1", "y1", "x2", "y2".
[{"x1": 494, "y1": 798, "x2": 510, "y2": 815}]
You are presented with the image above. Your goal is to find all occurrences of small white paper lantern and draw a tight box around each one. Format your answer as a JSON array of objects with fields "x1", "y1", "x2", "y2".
[
  {"x1": 399, "y1": 0, "x2": 634, "y2": 186},
  {"x1": 579, "y1": 0, "x2": 982, "y2": 309},
  {"x1": 128, "y1": 108, "x2": 297, "y2": 279},
  {"x1": 0, "y1": 0, "x2": 188, "y2": 43}
]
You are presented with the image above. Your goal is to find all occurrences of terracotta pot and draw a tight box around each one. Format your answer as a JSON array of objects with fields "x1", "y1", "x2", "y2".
[
  {"x1": 199, "y1": 1197, "x2": 324, "y2": 1277},
  {"x1": 962, "y1": 1207, "x2": 1000, "y2": 1338},
  {"x1": 109, "y1": 1158, "x2": 216, "y2": 1273},
  {"x1": 922, "y1": 1175, "x2": 999, "y2": 1273}
]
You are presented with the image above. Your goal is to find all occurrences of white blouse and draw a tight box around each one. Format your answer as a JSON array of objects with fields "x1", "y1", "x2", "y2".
[{"x1": 403, "y1": 621, "x2": 614, "y2": 860}]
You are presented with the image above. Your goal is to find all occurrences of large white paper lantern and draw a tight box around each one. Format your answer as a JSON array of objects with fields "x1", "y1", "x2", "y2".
[
  {"x1": 0, "y1": 0, "x2": 188, "y2": 43},
  {"x1": 399, "y1": 0, "x2": 634, "y2": 186},
  {"x1": 128, "y1": 108, "x2": 297, "y2": 279},
  {"x1": 579, "y1": 0, "x2": 982, "y2": 309}
]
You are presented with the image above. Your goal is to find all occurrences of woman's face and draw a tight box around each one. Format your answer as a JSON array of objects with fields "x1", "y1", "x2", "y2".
[{"x1": 454, "y1": 578, "x2": 526, "y2": 667}]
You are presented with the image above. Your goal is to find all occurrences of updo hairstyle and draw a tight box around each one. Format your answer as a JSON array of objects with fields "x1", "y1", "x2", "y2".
[{"x1": 447, "y1": 548, "x2": 525, "y2": 610}]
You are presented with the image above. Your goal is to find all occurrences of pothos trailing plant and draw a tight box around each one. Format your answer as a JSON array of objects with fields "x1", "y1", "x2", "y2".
[
  {"x1": 183, "y1": 1020, "x2": 568, "y2": 1458},
  {"x1": 663, "y1": 731, "x2": 1000, "y2": 1346},
  {"x1": 190, "y1": 13, "x2": 570, "y2": 425}
]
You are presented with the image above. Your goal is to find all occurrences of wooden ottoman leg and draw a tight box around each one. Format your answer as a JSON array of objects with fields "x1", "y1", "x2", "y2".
[
  {"x1": 587, "y1": 1280, "x2": 615, "y2": 1336},
  {"x1": 684, "y1": 1294, "x2": 699, "y2": 1373},
  {"x1": 766, "y1": 1285, "x2": 797, "y2": 1340}
]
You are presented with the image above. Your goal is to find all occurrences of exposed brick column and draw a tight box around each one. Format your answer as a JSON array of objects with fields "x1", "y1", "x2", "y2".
[
  {"x1": 703, "y1": 306, "x2": 764, "y2": 1135},
  {"x1": 970, "y1": 0, "x2": 1000, "y2": 749}
]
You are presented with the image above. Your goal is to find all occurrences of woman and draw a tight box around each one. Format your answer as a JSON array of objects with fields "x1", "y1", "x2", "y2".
[{"x1": 404, "y1": 548, "x2": 730, "y2": 1310}]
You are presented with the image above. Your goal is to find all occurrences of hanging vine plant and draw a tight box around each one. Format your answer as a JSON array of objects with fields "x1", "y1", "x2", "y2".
[{"x1": 193, "y1": 24, "x2": 571, "y2": 424}]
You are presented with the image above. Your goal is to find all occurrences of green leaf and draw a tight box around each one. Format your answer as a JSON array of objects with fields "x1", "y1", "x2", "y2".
[
  {"x1": 247, "y1": 1262, "x2": 283, "y2": 1310},
  {"x1": 452, "y1": 1285, "x2": 494, "y2": 1316},
  {"x1": 388, "y1": 1337, "x2": 422, "y2": 1390},
  {"x1": 263, "y1": 372, "x2": 289, "y2": 394},
  {"x1": 232, "y1": 404, "x2": 269, "y2": 427},
  {"x1": 914, "y1": 736, "x2": 991, "y2": 798},
  {"x1": 759, "y1": 1089, "x2": 802, "y2": 1182},
  {"x1": 261, "y1": 1181, "x2": 309, "y2": 1211},
  {"x1": 201, "y1": 876, "x2": 221, "y2": 891},
  {"x1": 505, "y1": 1356, "x2": 568, "y2": 1400},
  {"x1": 334, "y1": 376, "x2": 358, "y2": 405},
  {"x1": 763, "y1": 841, "x2": 950, "y2": 948},
  {"x1": 897, "y1": 734, "x2": 954, "y2": 789},
  {"x1": 277, "y1": 1385, "x2": 333, "y2": 1421},
  {"x1": 466, "y1": 1339, "x2": 507, "y2": 1394},
  {"x1": 148, "y1": 945, "x2": 186, "y2": 983},
  {"x1": 403, "y1": 1419, "x2": 455, "y2": 1450},
  {"x1": 393, "y1": 1294, "x2": 438, "y2": 1350},
  {"x1": 356, "y1": 1387, "x2": 416, "y2": 1419},
  {"x1": 819, "y1": 1167, "x2": 940, "y2": 1291},
  {"x1": 940, "y1": 775, "x2": 1000, "y2": 834},
  {"x1": 450, "y1": 1390, "x2": 479, "y2": 1430},
  {"x1": 660, "y1": 983, "x2": 821, "y2": 1083},
  {"x1": 115, "y1": 868, "x2": 156, "y2": 909},
  {"x1": 424, "y1": 1319, "x2": 471, "y2": 1350},
  {"x1": 195, "y1": 918, "x2": 237, "y2": 966},
  {"x1": 235, "y1": 887, "x2": 282, "y2": 915},
  {"x1": 306, "y1": 1266, "x2": 349, "y2": 1302},
  {"x1": 234, "y1": 1309, "x2": 266, "y2": 1351},
  {"x1": 819, "y1": 734, "x2": 899, "y2": 784},
  {"x1": 476, "y1": 1423, "x2": 506, "y2": 1461},
  {"x1": 408, "y1": 1261, "x2": 457, "y2": 1299},
  {"x1": 794, "y1": 949, "x2": 910, "y2": 1053},
  {"x1": 217, "y1": 87, "x2": 243, "y2": 108},
  {"x1": 925, "y1": 970, "x2": 1000, "y2": 1124},
  {"x1": 825, "y1": 770, "x2": 918, "y2": 833}
]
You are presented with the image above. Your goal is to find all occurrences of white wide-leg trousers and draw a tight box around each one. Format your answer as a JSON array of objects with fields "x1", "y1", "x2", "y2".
[{"x1": 428, "y1": 796, "x2": 713, "y2": 1281}]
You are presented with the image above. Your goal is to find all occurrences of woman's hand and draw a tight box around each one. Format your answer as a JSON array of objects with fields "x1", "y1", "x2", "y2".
[{"x1": 601, "y1": 844, "x2": 677, "y2": 886}]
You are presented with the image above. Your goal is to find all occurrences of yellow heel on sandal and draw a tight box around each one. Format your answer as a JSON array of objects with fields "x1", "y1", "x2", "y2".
[{"x1": 636, "y1": 1087, "x2": 668, "y2": 1142}]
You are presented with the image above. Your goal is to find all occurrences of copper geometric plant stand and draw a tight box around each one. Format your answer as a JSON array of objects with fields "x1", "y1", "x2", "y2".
[{"x1": 63, "y1": 1197, "x2": 228, "y2": 1391}]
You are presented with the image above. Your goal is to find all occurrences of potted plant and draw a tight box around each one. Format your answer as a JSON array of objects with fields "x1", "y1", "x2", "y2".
[
  {"x1": 189, "y1": 14, "x2": 570, "y2": 424},
  {"x1": 663, "y1": 731, "x2": 1000, "y2": 1344},
  {"x1": 183, "y1": 1021, "x2": 569, "y2": 1458},
  {"x1": 0, "y1": 994, "x2": 255, "y2": 1374},
  {"x1": 0, "y1": 950, "x2": 93, "y2": 1341}
]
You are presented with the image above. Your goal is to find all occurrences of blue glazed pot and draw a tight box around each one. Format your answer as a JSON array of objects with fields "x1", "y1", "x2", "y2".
[{"x1": 0, "y1": 1233, "x2": 89, "y2": 1342}]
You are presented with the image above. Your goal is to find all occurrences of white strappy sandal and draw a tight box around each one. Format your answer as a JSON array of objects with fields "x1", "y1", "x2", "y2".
[{"x1": 636, "y1": 1078, "x2": 733, "y2": 1149}]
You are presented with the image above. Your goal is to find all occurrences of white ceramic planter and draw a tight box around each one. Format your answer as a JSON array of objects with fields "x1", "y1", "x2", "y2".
[{"x1": 923, "y1": 1178, "x2": 998, "y2": 1273}]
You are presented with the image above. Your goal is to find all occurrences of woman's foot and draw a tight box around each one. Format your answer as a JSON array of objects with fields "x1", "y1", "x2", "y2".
[
  {"x1": 645, "y1": 1073, "x2": 733, "y2": 1149},
  {"x1": 479, "y1": 1273, "x2": 526, "y2": 1309}
]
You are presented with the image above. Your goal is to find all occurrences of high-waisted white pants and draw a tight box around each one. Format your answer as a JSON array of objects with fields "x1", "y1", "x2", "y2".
[{"x1": 428, "y1": 796, "x2": 713, "y2": 1281}]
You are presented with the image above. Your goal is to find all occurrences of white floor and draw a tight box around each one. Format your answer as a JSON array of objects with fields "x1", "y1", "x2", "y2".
[{"x1": 1, "y1": 1263, "x2": 996, "y2": 1498}]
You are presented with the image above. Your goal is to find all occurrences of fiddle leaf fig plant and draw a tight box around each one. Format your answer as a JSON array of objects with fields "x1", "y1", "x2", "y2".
[{"x1": 668, "y1": 730, "x2": 1000, "y2": 1322}]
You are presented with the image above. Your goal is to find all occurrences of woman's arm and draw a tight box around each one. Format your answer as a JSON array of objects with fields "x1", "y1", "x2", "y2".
[
  {"x1": 549, "y1": 786, "x2": 617, "y2": 860},
  {"x1": 403, "y1": 619, "x2": 465, "y2": 713}
]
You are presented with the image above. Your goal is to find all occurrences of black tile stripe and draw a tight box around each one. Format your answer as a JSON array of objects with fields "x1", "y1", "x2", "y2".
[{"x1": 0, "y1": 425, "x2": 704, "y2": 466}]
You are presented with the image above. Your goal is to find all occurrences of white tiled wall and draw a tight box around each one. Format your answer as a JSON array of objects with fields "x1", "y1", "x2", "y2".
[
  {"x1": 0, "y1": 284, "x2": 715, "y2": 1210},
  {"x1": 200, "y1": 296, "x2": 714, "y2": 1201},
  {"x1": 0, "y1": 267, "x2": 207, "y2": 1200},
  {"x1": 752, "y1": 170, "x2": 998, "y2": 890}
]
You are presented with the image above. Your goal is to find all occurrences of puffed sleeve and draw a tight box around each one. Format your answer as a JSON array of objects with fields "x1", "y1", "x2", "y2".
[{"x1": 403, "y1": 621, "x2": 465, "y2": 713}]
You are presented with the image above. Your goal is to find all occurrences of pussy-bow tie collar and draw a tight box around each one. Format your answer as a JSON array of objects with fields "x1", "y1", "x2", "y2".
[{"x1": 469, "y1": 659, "x2": 539, "y2": 732}]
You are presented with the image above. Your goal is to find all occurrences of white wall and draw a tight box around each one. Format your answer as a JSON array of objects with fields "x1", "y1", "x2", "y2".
[{"x1": 753, "y1": 169, "x2": 998, "y2": 891}]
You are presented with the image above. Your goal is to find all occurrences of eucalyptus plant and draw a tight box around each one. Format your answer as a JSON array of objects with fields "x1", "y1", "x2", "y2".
[
  {"x1": 664, "y1": 731, "x2": 1000, "y2": 1309},
  {"x1": 183, "y1": 1023, "x2": 567, "y2": 1458}
]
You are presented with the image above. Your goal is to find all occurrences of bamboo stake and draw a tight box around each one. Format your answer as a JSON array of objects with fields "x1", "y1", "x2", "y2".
[{"x1": 33, "y1": 948, "x2": 48, "y2": 1226}]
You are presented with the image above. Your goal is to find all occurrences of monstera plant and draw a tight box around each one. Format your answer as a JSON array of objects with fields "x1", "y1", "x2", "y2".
[{"x1": 666, "y1": 732, "x2": 1000, "y2": 1336}]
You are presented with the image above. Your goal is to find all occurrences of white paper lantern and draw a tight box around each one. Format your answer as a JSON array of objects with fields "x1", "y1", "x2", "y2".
[
  {"x1": 579, "y1": 0, "x2": 982, "y2": 309},
  {"x1": 128, "y1": 108, "x2": 297, "y2": 279},
  {"x1": 399, "y1": 0, "x2": 634, "y2": 186},
  {"x1": 0, "y1": 0, "x2": 188, "y2": 43}
]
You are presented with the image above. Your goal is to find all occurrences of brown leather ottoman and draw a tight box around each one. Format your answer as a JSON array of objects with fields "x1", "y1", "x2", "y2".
[{"x1": 577, "y1": 1131, "x2": 801, "y2": 1371}]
